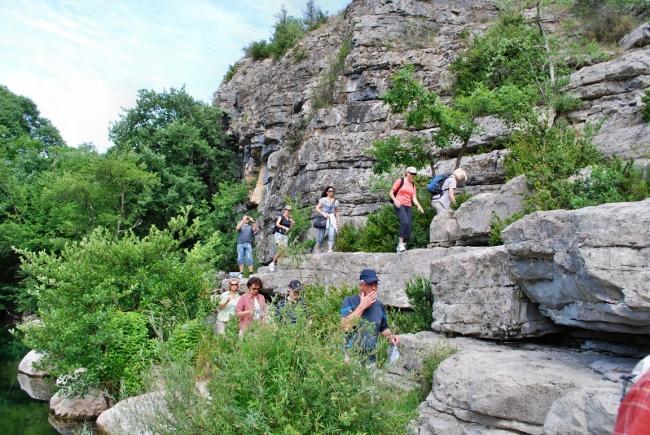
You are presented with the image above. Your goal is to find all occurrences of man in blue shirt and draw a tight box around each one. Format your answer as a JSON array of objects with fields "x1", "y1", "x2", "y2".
[{"x1": 340, "y1": 269, "x2": 400, "y2": 363}]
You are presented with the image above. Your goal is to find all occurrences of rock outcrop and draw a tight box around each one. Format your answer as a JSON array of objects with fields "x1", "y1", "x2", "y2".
[
  {"x1": 502, "y1": 199, "x2": 650, "y2": 335},
  {"x1": 49, "y1": 388, "x2": 108, "y2": 420},
  {"x1": 18, "y1": 350, "x2": 48, "y2": 377},
  {"x1": 620, "y1": 22, "x2": 650, "y2": 50},
  {"x1": 96, "y1": 391, "x2": 166, "y2": 435},
  {"x1": 430, "y1": 246, "x2": 558, "y2": 338},
  {"x1": 223, "y1": 248, "x2": 468, "y2": 307},
  {"x1": 17, "y1": 374, "x2": 54, "y2": 401},
  {"x1": 429, "y1": 175, "x2": 528, "y2": 247},
  {"x1": 409, "y1": 336, "x2": 635, "y2": 434}
]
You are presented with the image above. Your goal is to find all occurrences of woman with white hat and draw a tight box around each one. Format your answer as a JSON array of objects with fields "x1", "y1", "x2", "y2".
[{"x1": 388, "y1": 167, "x2": 424, "y2": 252}]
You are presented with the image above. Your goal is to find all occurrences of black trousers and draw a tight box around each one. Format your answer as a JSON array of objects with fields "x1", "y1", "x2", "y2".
[{"x1": 394, "y1": 205, "x2": 412, "y2": 241}]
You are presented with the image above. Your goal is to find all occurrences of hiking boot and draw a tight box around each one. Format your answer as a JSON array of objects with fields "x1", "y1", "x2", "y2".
[
  {"x1": 396, "y1": 243, "x2": 406, "y2": 252},
  {"x1": 269, "y1": 262, "x2": 276, "y2": 272},
  {"x1": 327, "y1": 247, "x2": 334, "y2": 253}
]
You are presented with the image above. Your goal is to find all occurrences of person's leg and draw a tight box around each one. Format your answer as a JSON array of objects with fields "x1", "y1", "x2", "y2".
[
  {"x1": 394, "y1": 206, "x2": 405, "y2": 248},
  {"x1": 236, "y1": 244, "x2": 245, "y2": 273},
  {"x1": 315, "y1": 227, "x2": 325, "y2": 252},
  {"x1": 403, "y1": 206, "x2": 413, "y2": 243},
  {"x1": 327, "y1": 224, "x2": 336, "y2": 252},
  {"x1": 243, "y1": 243, "x2": 254, "y2": 273},
  {"x1": 432, "y1": 201, "x2": 449, "y2": 216}
]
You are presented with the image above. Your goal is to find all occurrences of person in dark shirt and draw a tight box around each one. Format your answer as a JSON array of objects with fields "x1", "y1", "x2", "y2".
[
  {"x1": 269, "y1": 205, "x2": 294, "y2": 272},
  {"x1": 236, "y1": 214, "x2": 258, "y2": 275},
  {"x1": 340, "y1": 269, "x2": 399, "y2": 364},
  {"x1": 275, "y1": 279, "x2": 307, "y2": 324}
]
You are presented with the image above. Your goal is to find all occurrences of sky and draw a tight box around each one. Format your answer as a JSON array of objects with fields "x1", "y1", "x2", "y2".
[{"x1": 0, "y1": 0, "x2": 350, "y2": 152}]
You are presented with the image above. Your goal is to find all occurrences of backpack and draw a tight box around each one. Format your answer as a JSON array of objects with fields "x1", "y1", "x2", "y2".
[{"x1": 427, "y1": 173, "x2": 450, "y2": 196}]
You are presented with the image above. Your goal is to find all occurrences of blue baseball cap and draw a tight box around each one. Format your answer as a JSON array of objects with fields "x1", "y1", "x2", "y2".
[{"x1": 359, "y1": 269, "x2": 379, "y2": 284}]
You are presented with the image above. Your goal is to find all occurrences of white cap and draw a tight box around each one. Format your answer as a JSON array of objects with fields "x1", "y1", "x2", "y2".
[{"x1": 405, "y1": 166, "x2": 417, "y2": 174}]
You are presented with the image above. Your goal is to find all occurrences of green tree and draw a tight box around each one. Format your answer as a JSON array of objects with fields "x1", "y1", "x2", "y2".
[
  {"x1": 19, "y1": 210, "x2": 219, "y2": 396},
  {"x1": 110, "y1": 87, "x2": 240, "y2": 231}
]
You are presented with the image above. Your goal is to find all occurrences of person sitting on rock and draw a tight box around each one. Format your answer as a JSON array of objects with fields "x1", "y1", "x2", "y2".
[
  {"x1": 340, "y1": 269, "x2": 399, "y2": 365},
  {"x1": 269, "y1": 205, "x2": 294, "y2": 272},
  {"x1": 431, "y1": 167, "x2": 468, "y2": 215},
  {"x1": 275, "y1": 279, "x2": 307, "y2": 324},
  {"x1": 235, "y1": 277, "x2": 267, "y2": 336},
  {"x1": 313, "y1": 185, "x2": 340, "y2": 253}
]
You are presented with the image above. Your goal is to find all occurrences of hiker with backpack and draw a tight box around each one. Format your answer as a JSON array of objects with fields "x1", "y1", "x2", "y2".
[
  {"x1": 430, "y1": 168, "x2": 468, "y2": 215},
  {"x1": 389, "y1": 167, "x2": 424, "y2": 252}
]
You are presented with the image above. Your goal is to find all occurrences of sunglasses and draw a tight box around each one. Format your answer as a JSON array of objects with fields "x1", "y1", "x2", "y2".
[
  {"x1": 229, "y1": 283, "x2": 239, "y2": 287},
  {"x1": 327, "y1": 189, "x2": 334, "y2": 193}
]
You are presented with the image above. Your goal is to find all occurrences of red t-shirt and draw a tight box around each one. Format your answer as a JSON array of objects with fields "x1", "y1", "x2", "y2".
[{"x1": 392, "y1": 178, "x2": 416, "y2": 207}]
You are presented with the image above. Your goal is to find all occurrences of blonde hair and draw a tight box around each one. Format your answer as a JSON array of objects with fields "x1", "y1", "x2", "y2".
[{"x1": 453, "y1": 168, "x2": 468, "y2": 183}]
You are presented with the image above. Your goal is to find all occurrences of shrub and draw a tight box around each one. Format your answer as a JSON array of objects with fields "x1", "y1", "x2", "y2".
[
  {"x1": 572, "y1": 0, "x2": 646, "y2": 44},
  {"x1": 311, "y1": 38, "x2": 351, "y2": 111},
  {"x1": 165, "y1": 319, "x2": 211, "y2": 361},
  {"x1": 642, "y1": 89, "x2": 650, "y2": 122},
  {"x1": 223, "y1": 64, "x2": 237, "y2": 83},
  {"x1": 488, "y1": 211, "x2": 525, "y2": 246},
  {"x1": 245, "y1": 40, "x2": 272, "y2": 60},
  {"x1": 403, "y1": 277, "x2": 434, "y2": 332},
  {"x1": 19, "y1": 211, "x2": 216, "y2": 396},
  {"x1": 450, "y1": 191, "x2": 472, "y2": 210}
]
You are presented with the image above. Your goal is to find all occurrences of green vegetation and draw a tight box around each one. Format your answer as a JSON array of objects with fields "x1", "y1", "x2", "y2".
[
  {"x1": 223, "y1": 63, "x2": 237, "y2": 82},
  {"x1": 643, "y1": 89, "x2": 650, "y2": 122},
  {"x1": 117, "y1": 284, "x2": 452, "y2": 433},
  {"x1": 311, "y1": 38, "x2": 351, "y2": 111},
  {"x1": 18, "y1": 210, "x2": 218, "y2": 397},
  {"x1": 244, "y1": 2, "x2": 328, "y2": 61},
  {"x1": 571, "y1": 0, "x2": 650, "y2": 44},
  {"x1": 336, "y1": 185, "x2": 433, "y2": 253}
]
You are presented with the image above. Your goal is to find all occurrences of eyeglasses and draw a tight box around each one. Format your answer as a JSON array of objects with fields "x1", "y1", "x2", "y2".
[{"x1": 229, "y1": 283, "x2": 239, "y2": 287}]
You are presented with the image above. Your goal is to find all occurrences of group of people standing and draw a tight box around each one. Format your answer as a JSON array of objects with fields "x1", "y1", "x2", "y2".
[
  {"x1": 235, "y1": 167, "x2": 468, "y2": 271},
  {"x1": 213, "y1": 268, "x2": 398, "y2": 365}
]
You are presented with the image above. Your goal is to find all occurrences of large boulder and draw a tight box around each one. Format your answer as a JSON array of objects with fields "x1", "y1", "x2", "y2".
[
  {"x1": 620, "y1": 22, "x2": 650, "y2": 50},
  {"x1": 96, "y1": 391, "x2": 166, "y2": 435},
  {"x1": 429, "y1": 175, "x2": 528, "y2": 246},
  {"x1": 18, "y1": 350, "x2": 48, "y2": 377},
  {"x1": 49, "y1": 388, "x2": 108, "y2": 420},
  {"x1": 566, "y1": 47, "x2": 650, "y2": 159},
  {"x1": 502, "y1": 199, "x2": 650, "y2": 335},
  {"x1": 223, "y1": 248, "x2": 469, "y2": 308},
  {"x1": 410, "y1": 346, "x2": 634, "y2": 434},
  {"x1": 433, "y1": 149, "x2": 509, "y2": 186},
  {"x1": 430, "y1": 246, "x2": 559, "y2": 339},
  {"x1": 542, "y1": 387, "x2": 620, "y2": 435}
]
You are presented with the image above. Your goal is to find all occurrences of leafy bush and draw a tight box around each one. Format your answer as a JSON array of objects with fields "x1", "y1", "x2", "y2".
[
  {"x1": 450, "y1": 191, "x2": 472, "y2": 210},
  {"x1": 504, "y1": 123, "x2": 603, "y2": 211},
  {"x1": 572, "y1": 0, "x2": 648, "y2": 44},
  {"x1": 336, "y1": 185, "x2": 433, "y2": 253},
  {"x1": 311, "y1": 38, "x2": 351, "y2": 111},
  {"x1": 643, "y1": 89, "x2": 650, "y2": 122},
  {"x1": 223, "y1": 64, "x2": 237, "y2": 83},
  {"x1": 19, "y1": 210, "x2": 217, "y2": 396},
  {"x1": 488, "y1": 211, "x2": 525, "y2": 246},
  {"x1": 245, "y1": 40, "x2": 271, "y2": 60},
  {"x1": 402, "y1": 277, "x2": 434, "y2": 332}
]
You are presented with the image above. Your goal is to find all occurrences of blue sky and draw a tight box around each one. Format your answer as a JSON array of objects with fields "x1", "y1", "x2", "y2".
[{"x1": 0, "y1": 0, "x2": 350, "y2": 152}]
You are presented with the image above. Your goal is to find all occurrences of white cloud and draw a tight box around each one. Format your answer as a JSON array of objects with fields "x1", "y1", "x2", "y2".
[{"x1": 0, "y1": 0, "x2": 350, "y2": 152}]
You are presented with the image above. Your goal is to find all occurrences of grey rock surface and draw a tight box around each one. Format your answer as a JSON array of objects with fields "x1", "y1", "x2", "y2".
[
  {"x1": 49, "y1": 388, "x2": 108, "y2": 420},
  {"x1": 224, "y1": 248, "x2": 469, "y2": 308},
  {"x1": 17, "y1": 350, "x2": 48, "y2": 377},
  {"x1": 411, "y1": 345, "x2": 634, "y2": 434},
  {"x1": 503, "y1": 199, "x2": 650, "y2": 335},
  {"x1": 96, "y1": 391, "x2": 165, "y2": 435},
  {"x1": 430, "y1": 246, "x2": 558, "y2": 339},
  {"x1": 542, "y1": 387, "x2": 620, "y2": 435},
  {"x1": 434, "y1": 149, "x2": 509, "y2": 186},
  {"x1": 620, "y1": 22, "x2": 650, "y2": 50},
  {"x1": 430, "y1": 175, "x2": 528, "y2": 246},
  {"x1": 567, "y1": 47, "x2": 650, "y2": 159}
]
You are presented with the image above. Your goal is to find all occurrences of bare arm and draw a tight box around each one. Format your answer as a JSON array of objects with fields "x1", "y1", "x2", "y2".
[
  {"x1": 380, "y1": 328, "x2": 400, "y2": 345},
  {"x1": 315, "y1": 201, "x2": 324, "y2": 216},
  {"x1": 448, "y1": 187, "x2": 456, "y2": 205},
  {"x1": 412, "y1": 186, "x2": 424, "y2": 212},
  {"x1": 341, "y1": 292, "x2": 376, "y2": 331},
  {"x1": 236, "y1": 217, "x2": 246, "y2": 231}
]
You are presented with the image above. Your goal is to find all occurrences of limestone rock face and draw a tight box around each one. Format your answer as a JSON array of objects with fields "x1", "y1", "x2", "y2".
[
  {"x1": 430, "y1": 246, "x2": 558, "y2": 339},
  {"x1": 502, "y1": 199, "x2": 650, "y2": 335},
  {"x1": 224, "y1": 248, "x2": 468, "y2": 308},
  {"x1": 18, "y1": 350, "x2": 48, "y2": 377},
  {"x1": 567, "y1": 47, "x2": 650, "y2": 159},
  {"x1": 49, "y1": 388, "x2": 108, "y2": 420},
  {"x1": 430, "y1": 175, "x2": 528, "y2": 247},
  {"x1": 542, "y1": 387, "x2": 620, "y2": 435},
  {"x1": 214, "y1": 0, "x2": 501, "y2": 260},
  {"x1": 96, "y1": 391, "x2": 166, "y2": 435},
  {"x1": 411, "y1": 346, "x2": 634, "y2": 434},
  {"x1": 620, "y1": 22, "x2": 650, "y2": 50}
]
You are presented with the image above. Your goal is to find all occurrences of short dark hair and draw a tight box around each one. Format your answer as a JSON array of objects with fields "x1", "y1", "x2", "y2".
[{"x1": 247, "y1": 276, "x2": 263, "y2": 288}]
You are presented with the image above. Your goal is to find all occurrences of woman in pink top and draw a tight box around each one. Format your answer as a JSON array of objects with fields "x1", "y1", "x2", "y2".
[
  {"x1": 388, "y1": 166, "x2": 424, "y2": 252},
  {"x1": 235, "y1": 276, "x2": 267, "y2": 335}
]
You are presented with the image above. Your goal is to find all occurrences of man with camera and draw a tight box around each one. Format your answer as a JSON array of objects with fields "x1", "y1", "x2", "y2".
[{"x1": 236, "y1": 214, "x2": 258, "y2": 276}]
